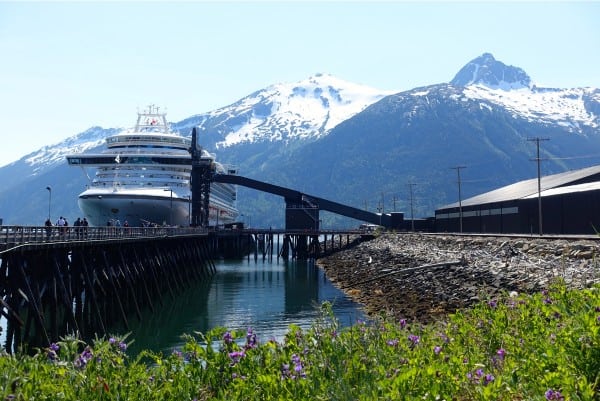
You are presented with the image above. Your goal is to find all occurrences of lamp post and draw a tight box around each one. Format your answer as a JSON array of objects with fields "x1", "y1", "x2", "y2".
[{"x1": 46, "y1": 186, "x2": 52, "y2": 220}]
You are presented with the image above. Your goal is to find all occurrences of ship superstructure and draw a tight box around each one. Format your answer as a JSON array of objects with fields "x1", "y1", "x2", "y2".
[{"x1": 66, "y1": 105, "x2": 238, "y2": 227}]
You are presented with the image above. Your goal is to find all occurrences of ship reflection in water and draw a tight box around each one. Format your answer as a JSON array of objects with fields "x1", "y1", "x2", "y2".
[{"x1": 118, "y1": 258, "x2": 365, "y2": 356}]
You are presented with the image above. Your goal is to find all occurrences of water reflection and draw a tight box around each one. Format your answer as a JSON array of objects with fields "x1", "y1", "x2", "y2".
[{"x1": 115, "y1": 258, "x2": 364, "y2": 356}]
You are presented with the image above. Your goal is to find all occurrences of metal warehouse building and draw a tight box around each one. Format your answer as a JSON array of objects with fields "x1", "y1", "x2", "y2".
[{"x1": 435, "y1": 165, "x2": 600, "y2": 235}]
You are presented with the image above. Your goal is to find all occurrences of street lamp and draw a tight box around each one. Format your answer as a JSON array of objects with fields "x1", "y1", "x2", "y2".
[{"x1": 46, "y1": 186, "x2": 52, "y2": 220}]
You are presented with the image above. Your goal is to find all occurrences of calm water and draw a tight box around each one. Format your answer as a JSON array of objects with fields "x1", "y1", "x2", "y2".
[{"x1": 106, "y1": 257, "x2": 365, "y2": 355}]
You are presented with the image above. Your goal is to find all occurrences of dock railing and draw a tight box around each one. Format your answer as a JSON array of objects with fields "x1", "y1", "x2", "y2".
[{"x1": 0, "y1": 225, "x2": 210, "y2": 251}]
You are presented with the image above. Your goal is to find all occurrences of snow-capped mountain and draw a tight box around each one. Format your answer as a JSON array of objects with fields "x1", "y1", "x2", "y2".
[
  {"x1": 451, "y1": 53, "x2": 598, "y2": 131},
  {"x1": 1, "y1": 53, "x2": 599, "y2": 227},
  {"x1": 190, "y1": 73, "x2": 394, "y2": 147},
  {"x1": 451, "y1": 52, "x2": 532, "y2": 90}
]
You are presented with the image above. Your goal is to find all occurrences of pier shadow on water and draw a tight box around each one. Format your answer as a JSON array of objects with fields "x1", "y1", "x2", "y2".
[{"x1": 106, "y1": 258, "x2": 365, "y2": 356}]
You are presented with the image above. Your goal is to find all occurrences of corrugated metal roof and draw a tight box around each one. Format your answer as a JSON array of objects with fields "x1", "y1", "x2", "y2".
[
  {"x1": 522, "y1": 180, "x2": 600, "y2": 199},
  {"x1": 439, "y1": 164, "x2": 600, "y2": 210}
]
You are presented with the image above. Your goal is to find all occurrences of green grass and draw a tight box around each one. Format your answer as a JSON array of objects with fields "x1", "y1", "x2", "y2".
[{"x1": 1, "y1": 280, "x2": 598, "y2": 400}]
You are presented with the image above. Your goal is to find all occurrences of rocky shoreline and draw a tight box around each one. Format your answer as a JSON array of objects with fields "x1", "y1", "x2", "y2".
[{"x1": 317, "y1": 233, "x2": 600, "y2": 323}]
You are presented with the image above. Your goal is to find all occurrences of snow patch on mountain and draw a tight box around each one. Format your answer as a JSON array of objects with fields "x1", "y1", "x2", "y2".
[
  {"x1": 463, "y1": 85, "x2": 598, "y2": 128},
  {"x1": 209, "y1": 73, "x2": 393, "y2": 147},
  {"x1": 22, "y1": 127, "x2": 112, "y2": 169}
]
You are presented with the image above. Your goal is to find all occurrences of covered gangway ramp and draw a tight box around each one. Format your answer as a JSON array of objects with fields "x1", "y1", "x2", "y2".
[{"x1": 212, "y1": 174, "x2": 395, "y2": 229}]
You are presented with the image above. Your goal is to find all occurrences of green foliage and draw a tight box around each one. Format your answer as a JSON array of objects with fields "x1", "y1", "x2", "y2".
[{"x1": 1, "y1": 282, "x2": 599, "y2": 400}]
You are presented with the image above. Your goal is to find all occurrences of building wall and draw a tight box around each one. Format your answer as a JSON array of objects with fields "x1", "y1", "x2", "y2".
[{"x1": 435, "y1": 189, "x2": 600, "y2": 235}]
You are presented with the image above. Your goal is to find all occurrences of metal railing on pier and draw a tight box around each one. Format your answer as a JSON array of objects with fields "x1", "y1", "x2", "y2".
[{"x1": 0, "y1": 225, "x2": 210, "y2": 252}]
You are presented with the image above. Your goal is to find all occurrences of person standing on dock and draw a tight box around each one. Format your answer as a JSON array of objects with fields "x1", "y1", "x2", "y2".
[
  {"x1": 56, "y1": 216, "x2": 66, "y2": 237},
  {"x1": 82, "y1": 217, "x2": 89, "y2": 238},
  {"x1": 44, "y1": 218, "x2": 52, "y2": 240}
]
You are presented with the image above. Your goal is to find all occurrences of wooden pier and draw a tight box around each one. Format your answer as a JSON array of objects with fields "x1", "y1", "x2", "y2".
[{"x1": 0, "y1": 225, "x2": 367, "y2": 353}]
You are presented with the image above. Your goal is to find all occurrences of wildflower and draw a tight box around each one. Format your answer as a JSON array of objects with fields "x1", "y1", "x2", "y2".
[
  {"x1": 545, "y1": 389, "x2": 565, "y2": 400},
  {"x1": 74, "y1": 346, "x2": 93, "y2": 368},
  {"x1": 408, "y1": 334, "x2": 420, "y2": 346},
  {"x1": 281, "y1": 363, "x2": 291, "y2": 379},
  {"x1": 119, "y1": 341, "x2": 127, "y2": 352},
  {"x1": 386, "y1": 339, "x2": 399, "y2": 347},
  {"x1": 172, "y1": 349, "x2": 183, "y2": 358},
  {"x1": 544, "y1": 297, "x2": 552, "y2": 305},
  {"x1": 47, "y1": 343, "x2": 60, "y2": 361},
  {"x1": 399, "y1": 319, "x2": 407, "y2": 329},
  {"x1": 245, "y1": 327, "x2": 257, "y2": 349},
  {"x1": 223, "y1": 331, "x2": 233, "y2": 345},
  {"x1": 496, "y1": 348, "x2": 506, "y2": 361},
  {"x1": 228, "y1": 350, "x2": 245, "y2": 366},
  {"x1": 483, "y1": 373, "x2": 495, "y2": 385},
  {"x1": 291, "y1": 354, "x2": 306, "y2": 379},
  {"x1": 109, "y1": 337, "x2": 117, "y2": 345},
  {"x1": 433, "y1": 345, "x2": 442, "y2": 355},
  {"x1": 488, "y1": 300, "x2": 497, "y2": 308}
]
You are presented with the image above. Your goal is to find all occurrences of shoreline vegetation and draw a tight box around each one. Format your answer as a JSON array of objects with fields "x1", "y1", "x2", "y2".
[{"x1": 1, "y1": 233, "x2": 599, "y2": 400}]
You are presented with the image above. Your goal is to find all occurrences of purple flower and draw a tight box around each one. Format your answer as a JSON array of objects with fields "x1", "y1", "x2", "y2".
[
  {"x1": 245, "y1": 327, "x2": 257, "y2": 349},
  {"x1": 408, "y1": 334, "x2": 420, "y2": 346},
  {"x1": 228, "y1": 350, "x2": 245, "y2": 366},
  {"x1": 496, "y1": 348, "x2": 506, "y2": 360},
  {"x1": 433, "y1": 345, "x2": 442, "y2": 355},
  {"x1": 545, "y1": 389, "x2": 565, "y2": 400},
  {"x1": 399, "y1": 319, "x2": 407, "y2": 329},
  {"x1": 544, "y1": 297, "x2": 553, "y2": 305},
  {"x1": 50, "y1": 343, "x2": 60, "y2": 352},
  {"x1": 387, "y1": 339, "x2": 399, "y2": 347},
  {"x1": 223, "y1": 331, "x2": 233, "y2": 344},
  {"x1": 109, "y1": 337, "x2": 116, "y2": 345},
  {"x1": 483, "y1": 373, "x2": 494, "y2": 385},
  {"x1": 118, "y1": 341, "x2": 127, "y2": 352},
  {"x1": 281, "y1": 363, "x2": 290, "y2": 378},
  {"x1": 282, "y1": 354, "x2": 306, "y2": 379},
  {"x1": 74, "y1": 346, "x2": 93, "y2": 368},
  {"x1": 488, "y1": 300, "x2": 497, "y2": 308}
]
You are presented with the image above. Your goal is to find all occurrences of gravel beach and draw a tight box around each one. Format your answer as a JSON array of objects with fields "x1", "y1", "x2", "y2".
[{"x1": 317, "y1": 233, "x2": 600, "y2": 323}]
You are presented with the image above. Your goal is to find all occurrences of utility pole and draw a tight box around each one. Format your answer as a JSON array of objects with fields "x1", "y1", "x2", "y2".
[
  {"x1": 392, "y1": 195, "x2": 398, "y2": 212},
  {"x1": 450, "y1": 166, "x2": 466, "y2": 233},
  {"x1": 529, "y1": 137, "x2": 549, "y2": 236},
  {"x1": 407, "y1": 182, "x2": 416, "y2": 232}
]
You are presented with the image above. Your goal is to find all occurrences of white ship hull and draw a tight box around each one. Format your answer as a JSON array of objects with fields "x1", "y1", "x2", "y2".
[{"x1": 78, "y1": 188, "x2": 237, "y2": 227}]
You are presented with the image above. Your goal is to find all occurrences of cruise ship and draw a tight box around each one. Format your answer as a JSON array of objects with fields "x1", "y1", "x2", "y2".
[{"x1": 66, "y1": 105, "x2": 238, "y2": 227}]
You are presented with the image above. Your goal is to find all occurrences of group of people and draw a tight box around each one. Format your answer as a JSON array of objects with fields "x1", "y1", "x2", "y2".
[{"x1": 44, "y1": 216, "x2": 89, "y2": 239}]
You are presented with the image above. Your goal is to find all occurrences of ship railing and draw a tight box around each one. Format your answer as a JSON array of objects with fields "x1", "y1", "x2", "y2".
[{"x1": 0, "y1": 225, "x2": 210, "y2": 250}]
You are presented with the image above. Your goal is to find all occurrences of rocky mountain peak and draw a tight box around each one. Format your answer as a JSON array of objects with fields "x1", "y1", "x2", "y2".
[{"x1": 450, "y1": 52, "x2": 531, "y2": 90}]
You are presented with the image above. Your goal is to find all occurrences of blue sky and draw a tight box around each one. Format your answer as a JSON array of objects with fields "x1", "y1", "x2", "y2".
[{"x1": 0, "y1": 1, "x2": 599, "y2": 167}]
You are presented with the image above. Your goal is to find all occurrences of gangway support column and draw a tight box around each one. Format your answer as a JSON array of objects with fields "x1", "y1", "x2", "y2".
[{"x1": 189, "y1": 127, "x2": 214, "y2": 227}]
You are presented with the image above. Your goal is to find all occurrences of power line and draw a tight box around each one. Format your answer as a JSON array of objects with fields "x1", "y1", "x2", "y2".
[
  {"x1": 407, "y1": 182, "x2": 417, "y2": 232},
  {"x1": 528, "y1": 137, "x2": 549, "y2": 236},
  {"x1": 450, "y1": 166, "x2": 466, "y2": 233}
]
